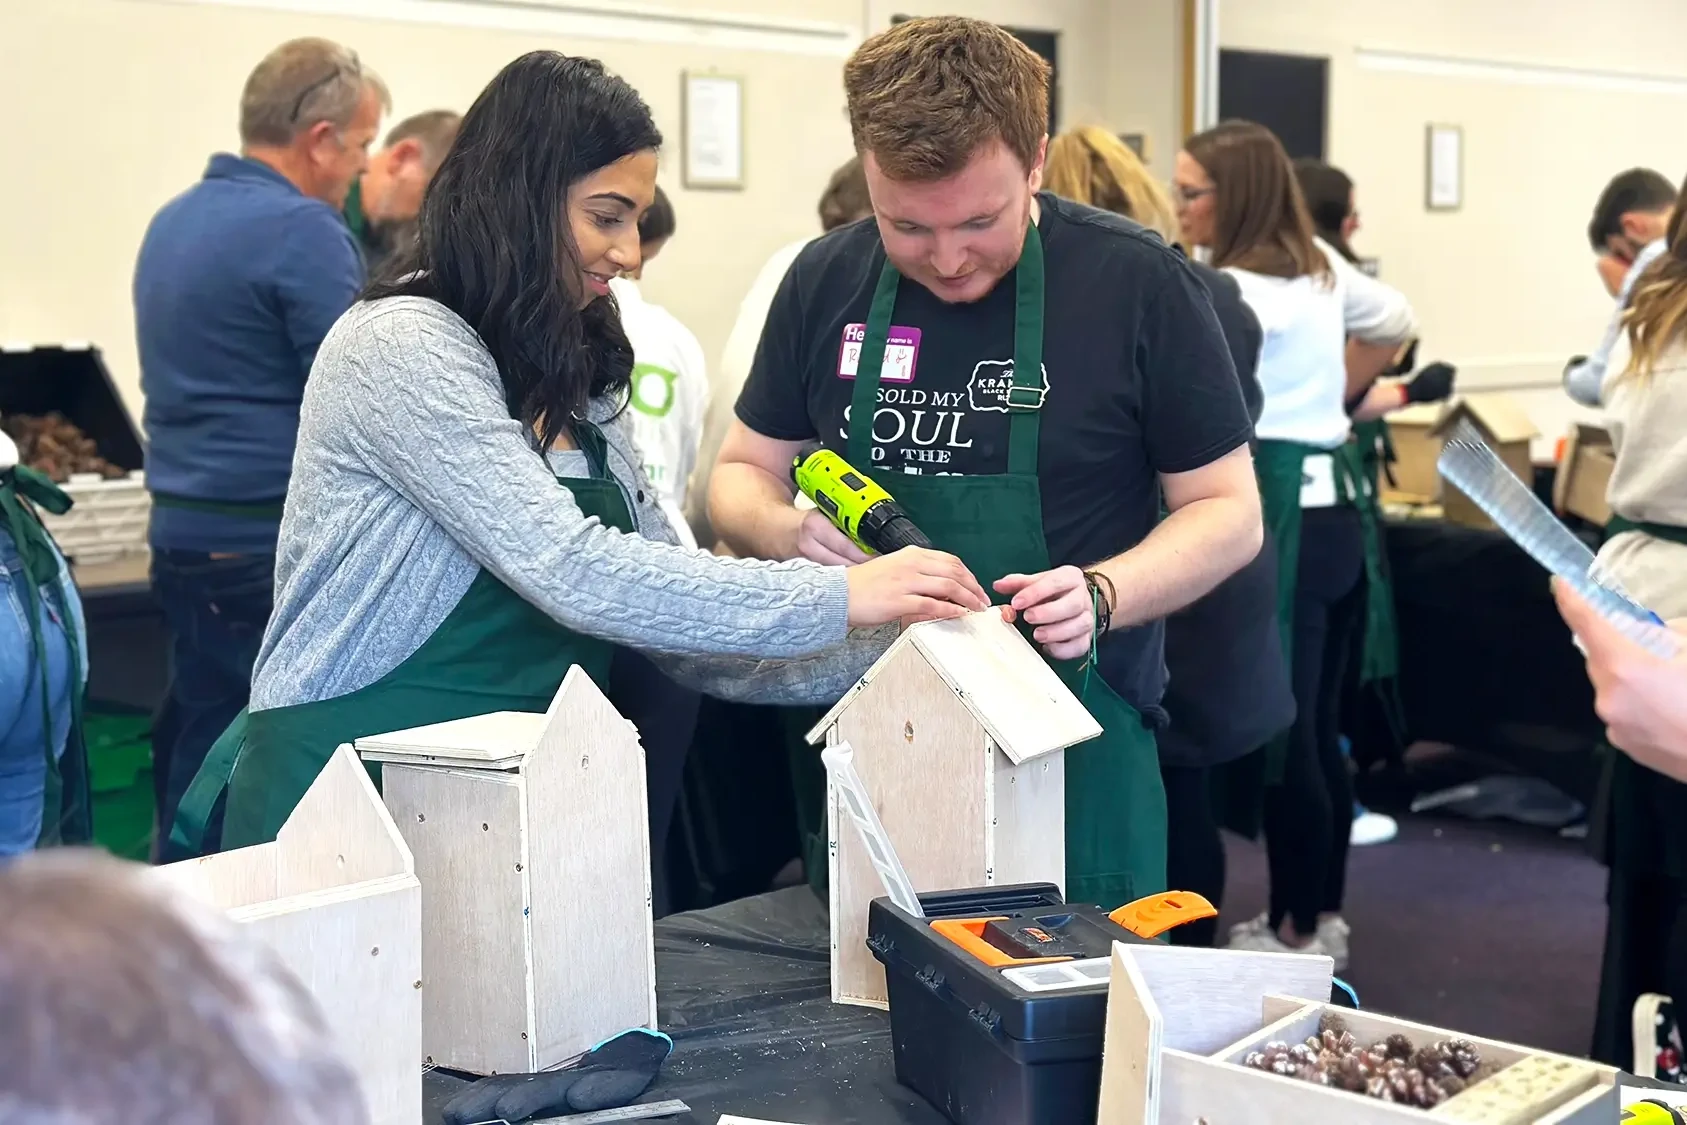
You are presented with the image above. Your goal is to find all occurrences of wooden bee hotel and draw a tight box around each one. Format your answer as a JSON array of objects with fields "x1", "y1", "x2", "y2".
[
  {"x1": 1097, "y1": 942, "x2": 1622, "y2": 1124},
  {"x1": 153, "y1": 745, "x2": 423, "y2": 1125},
  {"x1": 807, "y1": 608, "x2": 1103, "y2": 1009},
  {"x1": 358, "y1": 666, "x2": 657, "y2": 1076}
]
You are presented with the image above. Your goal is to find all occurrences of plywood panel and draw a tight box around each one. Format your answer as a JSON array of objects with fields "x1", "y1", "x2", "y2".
[
  {"x1": 276, "y1": 745, "x2": 412, "y2": 895},
  {"x1": 831, "y1": 643, "x2": 990, "y2": 1007},
  {"x1": 382, "y1": 768, "x2": 533, "y2": 1074},
  {"x1": 527, "y1": 668, "x2": 656, "y2": 1068},
  {"x1": 906, "y1": 610, "x2": 1101, "y2": 764},
  {"x1": 243, "y1": 880, "x2": 423, "y2": 1125},
  {"x1": 1160, "y1": 1048, "x2": 1428, "y2": 1125},
  {"x1": 150, "y1": 841, "x2": 278, "y2": 909},
  {"x1": 1095, "y1": 943, "x2": 1162, "y2": 1125},
  {"x1": 988, "y1": 746, "x2": 1064, "y2": 891},
  {"x1": 1125, "y1": 945, "x2": 1332, "y2": 1055},
  {"x1": 358, "y1": 711, "x2": 543, "y2": 765}
]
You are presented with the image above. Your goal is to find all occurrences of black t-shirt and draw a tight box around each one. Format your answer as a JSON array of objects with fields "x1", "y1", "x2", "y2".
[{"x1": 735, "y1": 192, "x2": 1252, "y2": 718}]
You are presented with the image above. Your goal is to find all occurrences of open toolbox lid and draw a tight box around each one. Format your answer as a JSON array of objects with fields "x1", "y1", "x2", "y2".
[{"x1": 0, "y1": 344, "x2": 144, "y2": 471}]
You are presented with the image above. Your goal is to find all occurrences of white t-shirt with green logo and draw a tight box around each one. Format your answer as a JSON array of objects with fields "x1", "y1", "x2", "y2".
[{"x1": 611, "y1": 278, "x2": 709, "y2": 550}]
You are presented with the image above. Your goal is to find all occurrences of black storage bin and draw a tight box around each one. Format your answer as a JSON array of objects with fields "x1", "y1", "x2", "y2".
[{"x1": 0, "y1": 344, "x2": 144, "y2": 470}]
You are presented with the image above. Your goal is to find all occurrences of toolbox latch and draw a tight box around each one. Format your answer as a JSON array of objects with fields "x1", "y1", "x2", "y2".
[
  {"x1": 915, "y1": 963, "x2": 946, "y2": 993},
  {"x1": 967, "y1": 1004, "x2": 1002, "y2": 1036}
]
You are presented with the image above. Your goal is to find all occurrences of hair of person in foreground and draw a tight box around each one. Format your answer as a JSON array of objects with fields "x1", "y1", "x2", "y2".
[
  {"x1": 1623, "y1": 172, "x2": 1687, "y2": 380},
  {"x1": 1044, "y1": 125, "x2": 1178, "y2": 242},
  {"x1": 0, "y1": 848, "x2": 367, "y2": 1125}
]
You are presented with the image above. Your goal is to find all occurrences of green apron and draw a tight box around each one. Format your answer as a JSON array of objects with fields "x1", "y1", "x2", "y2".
[
  {"x1": 0, "y1": 465, "x2": 91, "y2": 847},
  {"x1": 1221, "y1": 436, "x2": 1398, "y2": 835},
  {"x1": 172, "y1": 422, "x2": 635, "y2": 854},
  {"x1": 847, "y1": 222, "x2": 1166, "y2": 908}
]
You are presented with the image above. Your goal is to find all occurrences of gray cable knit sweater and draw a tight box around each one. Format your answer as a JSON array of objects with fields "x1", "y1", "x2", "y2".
[{"x1": 250, "y1": 295, "x2": 890, "y2": 713}]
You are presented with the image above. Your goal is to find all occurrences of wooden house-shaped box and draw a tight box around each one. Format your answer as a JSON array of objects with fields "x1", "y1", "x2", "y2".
[
  {"x1": 1431, "y1": 395, "x2": 1542, "y2": 529},
  {"x1": 154, "y1": 746, "x2": 423, "y2": 1125},
  {"x1": 358, "y1": 667, "x2": 656, "y2": 1075},
  {"x1": 806, "y1": 609, "x2": 1103, "y2": 1009},
  {"x1": 1097, "y1": 942, "x2": 1621, "y2": 1123}
]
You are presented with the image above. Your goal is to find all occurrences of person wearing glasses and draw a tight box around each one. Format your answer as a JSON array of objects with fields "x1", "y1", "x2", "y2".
[{"x1": 133, "y1": 37, "x2": 388, "y2": 859}]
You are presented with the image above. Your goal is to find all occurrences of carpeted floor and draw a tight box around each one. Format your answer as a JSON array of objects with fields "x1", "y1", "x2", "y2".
[{"x1": 1219, "y1": 813, "x2": 1606, "y2": 1057}]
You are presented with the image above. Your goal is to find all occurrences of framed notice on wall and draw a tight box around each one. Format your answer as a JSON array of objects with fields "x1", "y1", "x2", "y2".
[
  {"x1": 682, "y1": 71, "x2": 744, "y2": 190},
  {"x1": 1426, "y1": 123, "x2": 1463, "y2": 211}
]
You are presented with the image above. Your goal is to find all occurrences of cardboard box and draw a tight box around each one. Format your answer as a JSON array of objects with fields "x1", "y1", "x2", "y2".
[
  {"x1": 1553, "y1": 422, "x2": 1615, "y2": 526},
  {"x1": 1378, "y1": 403, "x2": 1447, "y2": 505}
]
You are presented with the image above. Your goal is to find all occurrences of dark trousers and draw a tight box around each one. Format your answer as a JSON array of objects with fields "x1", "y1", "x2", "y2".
[
  {"x1": 1162, "y1": 764, "x2": 1224, "y2": 948},
  {"x1": 1264, "y1": 507, "x2": 1364, "y2": 937},
  {"x1": 606, "y1": 647, "x2": 701, "y2": 919},
  {"x1": 149, "y1": 550, "x2": 274, "y2": 863}
]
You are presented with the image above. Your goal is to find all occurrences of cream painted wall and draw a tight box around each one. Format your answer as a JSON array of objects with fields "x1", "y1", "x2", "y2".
[
  {"x1": 1, "y1": 0, "x2": 863, "y2": 414},
  {"x1": 1220, "y1": 0, "x2": 1687, "y2": 453},
  {"x1": 1, "y1": 0, "x2": 1177, "y2": 417}
]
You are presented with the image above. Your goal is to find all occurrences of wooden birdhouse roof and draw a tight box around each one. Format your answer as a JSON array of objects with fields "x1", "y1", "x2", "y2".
[
  {"x1": 1428, "y1": 393, "x2": 1539, "y2": 444},
  {"x1": 806, "y1": 609, "x2": 1102, "y2": 764},
  {"x1": 358, "y1": 666, "x2": 633, "y2": 771}
]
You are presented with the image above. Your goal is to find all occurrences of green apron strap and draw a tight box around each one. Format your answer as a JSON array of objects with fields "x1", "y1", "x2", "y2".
[
  {"x1": 849, "y1": 259, "x2": 903, "y2": 470},
  {"x1": 851, "y1": 220, "x2": 1046, "y2": 476},
  {"x1": 1605, "y1": 513, "x2": 1687, "y2": 547},
  {"x1": 1005, "y1": 220, "x2": 1046, "y2": 478},
  {"x1": 169, "y1": 709, "x2": 249, "y2": 854},
  {"x1": 1, "y1": 467, "x2": 89, "y2": 844}
]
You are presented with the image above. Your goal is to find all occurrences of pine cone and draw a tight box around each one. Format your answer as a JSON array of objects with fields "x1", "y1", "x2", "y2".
[
  {"x1": 1367, "y1": 1075, "x2": 1395, "y2": 1101},
  {"x1": 1320, "y1": 1012, "x2": 1350, "y2": 1038},
  {"x1": 1436, "y1": 1075, "x2": 1467, "y2": 1099},
  {"x1": 1270, "y1": 1055, "x2": 1298, "y2": 1077},
  {"x1": 1383, "y1": 1033, "x2": 1416, "y2": 1060},
  {"x1": 1296, "y1": 1063, "x2": 1331, "y2": 1086},
  {"x1": 1323, "y1": 1028, "x2": 1357, "y2": 1054},
  {"x1": 1331, "y1": 1056, "x2": 1368, "y2": 1092},
  {"x1": 1440, "y1": 1039, "x2": 1481, "y2": 1078},
  {"x1": 1243, "y1": 1051, "x2": 1267, "y2": 1070},
  {"x1": 1288, "y1": 1043, "x2": 1318, "y2": 1066}
]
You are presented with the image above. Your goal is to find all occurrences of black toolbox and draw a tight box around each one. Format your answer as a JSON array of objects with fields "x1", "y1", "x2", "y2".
[{"x1": 867, "y1": 883, "x2": 1207, "y2": 1125}]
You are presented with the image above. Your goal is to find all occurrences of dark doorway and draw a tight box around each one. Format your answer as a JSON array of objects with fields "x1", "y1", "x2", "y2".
[
  {"x1": 1217, "y1": 48, "x2": 1328, "y2": 160},
  {"x1": 891, "y1": 16, "x2": 1059, "y2": 129}
]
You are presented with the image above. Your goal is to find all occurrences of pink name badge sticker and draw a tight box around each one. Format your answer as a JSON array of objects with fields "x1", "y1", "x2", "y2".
[{"x1": 837, "y1": 323, "x2": 922, "y2": 383}]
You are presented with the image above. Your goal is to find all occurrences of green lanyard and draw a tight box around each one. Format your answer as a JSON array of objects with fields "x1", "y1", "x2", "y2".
[{"x1": 0, "y1": 466, "x2": 82, "y2": 791}]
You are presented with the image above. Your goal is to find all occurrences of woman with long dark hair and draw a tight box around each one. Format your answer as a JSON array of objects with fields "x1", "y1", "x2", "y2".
[
  {"x1": 172, "y1": 52, "x2": 987, "y2": 854},
  {"x1": 1174, "y1": 122, "x2": 1416, "y2": 967}
]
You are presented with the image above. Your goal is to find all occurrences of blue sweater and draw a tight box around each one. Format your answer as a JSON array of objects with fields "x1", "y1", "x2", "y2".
[{"x1": 135, "y1": 154, "x2": 363, "y2": 554}]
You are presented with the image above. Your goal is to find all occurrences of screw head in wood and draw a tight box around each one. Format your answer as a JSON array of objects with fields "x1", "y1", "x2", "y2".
[
  {"x1": 413, "y1": 981, "x2": 423, "y2": 990},
  {"x1": 482, "y1": 823, "x2": 489, "y2": 831},
  {"x1": 904, "y1": 721, "x2": 914, "y2": 742},
  {"x1": 581, "y1": 754, "x2": 590, "y2": 770},
  {"x1": 417, "y1": 813, "x2": 425, "y2": 822},
  {"x1": 371, "y1": 947, "x2": 379, "y2": 956},
  {"x1": 515, "y1": 863, "x2": 524, "y2": 872}
]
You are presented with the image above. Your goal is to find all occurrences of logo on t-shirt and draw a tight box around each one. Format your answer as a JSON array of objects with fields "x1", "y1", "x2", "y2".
[
  {"x1": 967, "y1": 359, "x2": 1050, "y2": 413},
  {"x1": 837, "y1": 323, "x2": 922, "y2": 383}
]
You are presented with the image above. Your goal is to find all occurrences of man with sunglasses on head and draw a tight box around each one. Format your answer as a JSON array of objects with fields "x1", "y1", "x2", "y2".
[{"x1": 134, "y1": 37, "x2": 387, "y2": 859}]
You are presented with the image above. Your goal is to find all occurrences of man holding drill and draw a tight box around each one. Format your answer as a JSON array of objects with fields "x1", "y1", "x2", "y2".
[{"x1": 709, "y1": 16, "x2": 1263, "y2": 906}]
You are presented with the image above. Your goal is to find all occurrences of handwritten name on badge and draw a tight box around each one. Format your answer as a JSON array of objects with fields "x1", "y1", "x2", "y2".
[{"x1": 838, "y1": 322, "x2": 921, "y2": 383}]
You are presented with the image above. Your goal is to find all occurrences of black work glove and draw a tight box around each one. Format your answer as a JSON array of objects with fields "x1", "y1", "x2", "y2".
[
  {"x1": 441, "y1": 1028, "x2": 673, "y2": 1124},
  {"x1": 1403, "y1": 361, "x2": 1456, "y2": 404}
]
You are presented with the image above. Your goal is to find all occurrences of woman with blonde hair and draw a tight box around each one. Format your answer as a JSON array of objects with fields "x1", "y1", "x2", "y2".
[
  {"x1": 1045, "y1": 126, "x2": 1180, "y2": 242},
  {"x1": 1581, "y1": 171, "x2": 1687, "y2": 1071},
  {"x1": 1045, "y1": 124, "x2": 1294, "y2": 948}
]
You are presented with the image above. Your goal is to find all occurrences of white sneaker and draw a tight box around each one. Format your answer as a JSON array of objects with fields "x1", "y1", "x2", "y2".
[
  {"x1": 1228, "y1": 912, "x2": 1269, "y2": 942},
  {"x1": 1226, "y1": 924, "x2": 1331, "y2": 959},
  {"x1": 1351, "y1": 810, "x2": 1399, "y2": 846},
  {"x1": 1317, "y1": 915, "x2": 1351, "y2": 973}
]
